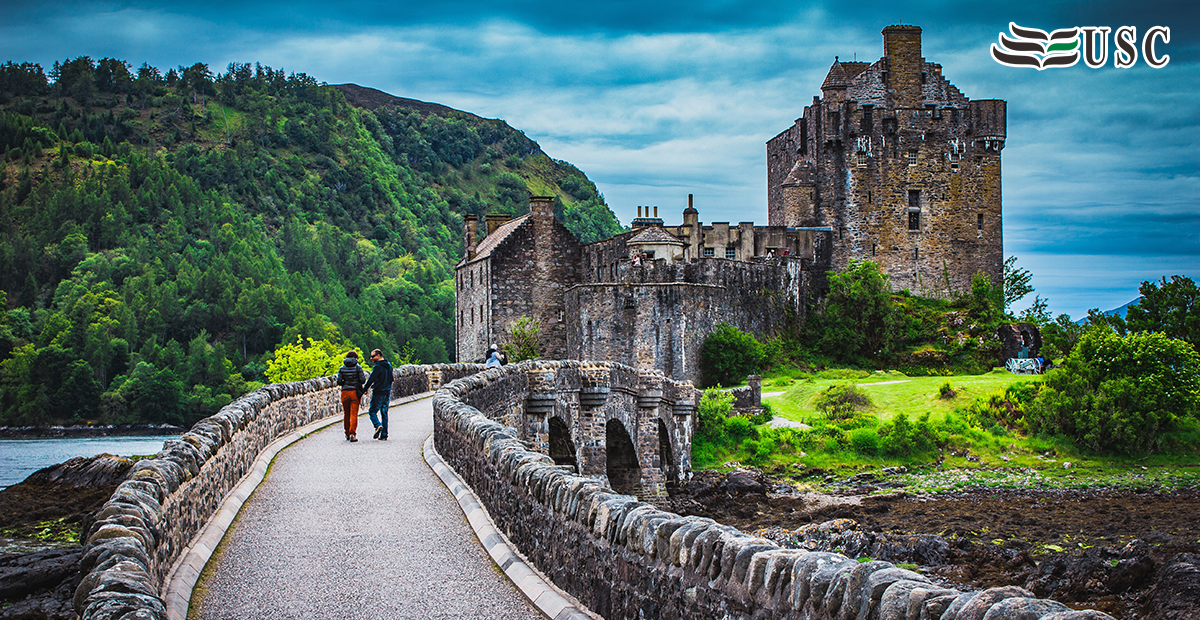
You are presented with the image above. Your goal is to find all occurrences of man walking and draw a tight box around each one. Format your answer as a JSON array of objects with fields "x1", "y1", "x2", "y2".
[{"x1": 363, "y1": 348, "x2": 393, "y2": 440}]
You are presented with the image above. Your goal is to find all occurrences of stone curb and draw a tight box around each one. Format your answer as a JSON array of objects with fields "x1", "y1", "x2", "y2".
[
  {"x1": 423, "y1": 434, "x2": 598, "y2": 620},
  {"x1": 160, "y1": 391, "x2": 435, "y2": 620}
]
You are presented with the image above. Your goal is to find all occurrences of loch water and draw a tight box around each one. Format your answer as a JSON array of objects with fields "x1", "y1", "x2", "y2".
[{"x1": 0, "y1": 435, "x2": 181, "y2": 488}]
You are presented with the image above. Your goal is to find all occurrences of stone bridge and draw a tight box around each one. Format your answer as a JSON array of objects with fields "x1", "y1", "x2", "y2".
[
  {"x1": 73, "y1": 360, "x2": 1113, "y2": 620},
  {"x1": 456, "y1": 361, "x2": 697, "y2": 498}
]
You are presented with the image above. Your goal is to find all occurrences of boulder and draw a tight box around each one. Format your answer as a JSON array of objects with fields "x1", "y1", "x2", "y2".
[
  {"x1": 953, "y1": 586, "x2": 1034, "y2": 620},
  {"x1": 1140, "y1": 552, "x2": 1200, "y2": 620},
  {"x1": 979, "y1": 597, "x2": 1070, "y2": 620},
  {"x1": 0, "y1": 547, "x2": 81, "y2": 601}
]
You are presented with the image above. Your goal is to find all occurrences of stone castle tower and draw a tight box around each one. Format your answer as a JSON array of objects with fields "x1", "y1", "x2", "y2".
[{"x1": 767, "y1": 25, "x2": 1006, "y2": 294}]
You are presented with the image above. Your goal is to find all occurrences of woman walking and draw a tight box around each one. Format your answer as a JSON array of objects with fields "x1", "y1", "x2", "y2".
[{"x1": 336, "y1": 351, "x2": 368, "y2": 442}]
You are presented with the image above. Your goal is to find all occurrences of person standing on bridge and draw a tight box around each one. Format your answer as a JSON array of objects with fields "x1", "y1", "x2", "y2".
[
  {"x1": 363, "y1": 348, "x2": 393, "y2": 440},
  {"x1": 336, "y1": 351, "x2": 368, "y2": 442}
]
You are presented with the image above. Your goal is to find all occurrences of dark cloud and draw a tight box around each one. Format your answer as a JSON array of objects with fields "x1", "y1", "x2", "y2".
[{"x1": 0, "y1": 0, "x2": 1195, "y2": 317}]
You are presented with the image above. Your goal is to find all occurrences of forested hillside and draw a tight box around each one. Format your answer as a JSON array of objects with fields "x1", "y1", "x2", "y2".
[{"x1": 0, "y1": 57, "x2": 623, "y2": 428}]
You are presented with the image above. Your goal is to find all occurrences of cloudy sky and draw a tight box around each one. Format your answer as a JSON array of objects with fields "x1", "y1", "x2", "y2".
[{"x1": 1, "y1": 0, "x2": 1196, "y2": 317}]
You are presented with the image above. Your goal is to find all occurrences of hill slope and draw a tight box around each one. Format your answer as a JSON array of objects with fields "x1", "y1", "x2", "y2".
[{"x1": 0, "y1": 58, "x2": 623, "y2": 427}]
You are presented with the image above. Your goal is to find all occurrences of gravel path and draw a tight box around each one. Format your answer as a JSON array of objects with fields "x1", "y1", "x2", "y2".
[{"x1": 191, "y1": 397, "x2": 542, "y2": 620}]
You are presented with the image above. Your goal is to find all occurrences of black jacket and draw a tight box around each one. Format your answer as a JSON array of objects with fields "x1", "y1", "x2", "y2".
[
  {"x1": 336, "y1": 358, "x2": 367, "y2": 391},
  {"x1": 363, "y1": 357, "x2": 393, "y2": 393}
]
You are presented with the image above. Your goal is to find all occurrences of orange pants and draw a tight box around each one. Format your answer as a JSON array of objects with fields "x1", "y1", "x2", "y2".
[{"x1": 341, "y1": 390, "x2": 360, "y2": 436}]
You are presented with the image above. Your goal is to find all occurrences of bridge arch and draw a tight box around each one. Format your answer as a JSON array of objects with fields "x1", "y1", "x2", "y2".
[
  {"x1": 605, "y1": 419, "x2": 640, "y2": 494},
  {"x1": 548, "y1": 415, "x2": 578, "y2": 473}
]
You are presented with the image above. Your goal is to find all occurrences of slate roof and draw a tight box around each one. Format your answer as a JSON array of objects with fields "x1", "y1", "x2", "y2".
[
  {"x1": 627, "y1": 226, "x2": 685, "y2": 246},
  {"x1": 466, "y1": 214, "x2": 530, "y2": 263},
  {"x1": 821, "y1": 60, "x2": 849, "y2": 90}
]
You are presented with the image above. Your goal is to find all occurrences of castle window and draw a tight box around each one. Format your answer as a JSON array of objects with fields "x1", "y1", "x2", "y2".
[
  {"x1": 921, "y1": 71, "x2": 927, "y2": 84},
  {"x1": 908, "y1": 150, "x2": 918, "y2": 166},
  {"x1": 868, "y1": 190, "x2": 873, "y2": 204},
  {"x1": 861, "y1": 106, "x2": 873, "y2": 132},
  {"x1": 830, "y1": 111, "x2": 840, "y2": 133},
  {"x1": 977, "y1": 214, "x2": 984, "y2": 230},
  {"x1": 703, "y1": 247, "x2": 715, "y2": 257},
  {"x1": 725, "y1": 247, "x2": 736, "y2": 259},
  {"x1": 908, "y1": 190, "x2": 922, "y2": 231},
  {"x1": 872, "y1": 243, "x2": 877, "y2": 257},
  {"x1": 857, "y1": 151, "x2": 867, "y2": 167},
  {"x1": 914, "y1": 247, "x2": 920, "y2": 260}
]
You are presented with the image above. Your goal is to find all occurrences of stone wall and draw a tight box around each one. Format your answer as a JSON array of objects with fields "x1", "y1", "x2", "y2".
[
  {"x1": 566, "y1": 258, "x2": 828, "y2": 384},
  {"x1": 73, "y1": 363, "x2": 484, "y2": 620},
  {"x1": 433, "y1": 362, "x2": 1115, "y2": 620}
]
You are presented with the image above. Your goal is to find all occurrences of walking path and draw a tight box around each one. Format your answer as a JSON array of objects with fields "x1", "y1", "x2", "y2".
[{"x1": 189, "y1": 396, "x2": 544, "y2": 620}]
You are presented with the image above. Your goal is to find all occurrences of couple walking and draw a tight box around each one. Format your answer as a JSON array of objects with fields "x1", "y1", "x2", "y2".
[{"x1": 336, "y1": 349, "x2": 392, "y2": 442}]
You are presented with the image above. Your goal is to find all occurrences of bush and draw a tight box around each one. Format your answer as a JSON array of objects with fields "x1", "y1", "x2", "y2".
[
  {"x1": 848, "y1": 428, "x2": 881, "y2": 456},
  {"x1": 939, "y1": 382, "x2": 956, "y2": 399},
  {"x1": 877, "y1": 412, "x2": 939, "y2": 456},
  {"x1": 807, "y1": 260, "x2": 897, "y2": 363},
  {"x1": 814, "y1": 382, "x2": 872, "y2": 412},
  {"x1": 958, "y1": 383, "x2": 1035, "y2": 431},
  {"x1": 695, "y1": 387, "x2": 735, "y2": 442},
  {"x1": 700, "y1": 323, "x2": 763, "y2": 387},
  {"x1": 1026, "y1": 329, "x2": 1200, "y2": 454}
]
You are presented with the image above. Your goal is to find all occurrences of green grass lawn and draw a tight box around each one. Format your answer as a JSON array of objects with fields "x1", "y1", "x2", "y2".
[
  {"x1": 696, "y1": 367, "x2": 1200, "y2": 491},
  {"x1": 763, "y1": 368, "x2": 1037, "y2": 425}
]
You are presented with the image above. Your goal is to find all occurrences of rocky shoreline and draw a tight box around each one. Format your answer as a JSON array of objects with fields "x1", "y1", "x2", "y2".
[
  {"x1": 0, "y1": 424, "x2": 185, "y2": 439},
  {"x1": 1, "y1": 455, "x2": 133, "y2": 620},
  {"x1": 664, "y1": 468, "x2": 1200, "y2": 619}
]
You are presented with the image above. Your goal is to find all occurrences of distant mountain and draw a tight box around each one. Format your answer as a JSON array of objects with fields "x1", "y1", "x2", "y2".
[
  {"x1": 0, "y1": 57, "x2": 622, "y2": 427},
  {"x1": 1076, "y1": 298, "x2": 1141, "y2": 324}
]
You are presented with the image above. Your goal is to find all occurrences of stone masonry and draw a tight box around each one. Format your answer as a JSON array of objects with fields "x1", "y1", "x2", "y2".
[
  {"x1": 457, "y1": 196, "x2": 833, "y2": 384},
  {"x1": 767, "y1": 24, "x2": 1004, "y2": 295},
  {"x1": 455, "y1": 196, "x2": 581, "y2": 363},
  {"x1": 433, "y1": 364, "x2": 1114, "y2": 620},
  {"x1": 72, "y1": 363, "x2": 484, "y2": 620}
]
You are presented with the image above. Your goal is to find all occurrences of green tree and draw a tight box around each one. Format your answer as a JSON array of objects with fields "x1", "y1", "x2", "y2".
[
  {"x1": 1027, "y1": 329, "x2": 1200, "y2": 454},
  {"x1": 265, "y1": 336, "x2": 360, "y2": 383},
  {"x1": 810, "y1": 260, "x2": 896, "y2": 362},
  {"x1": 1003, "y1": 256, "x2": 1034, "y2": 310},
  {"x1": 1125, "y1": 275, "x2": 1200, "y2": 350},
  {"x1": 700, "y1": 323, "x2": 763, "y2": 388}
]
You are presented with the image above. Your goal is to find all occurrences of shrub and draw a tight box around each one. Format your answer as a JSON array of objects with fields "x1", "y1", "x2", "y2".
[
  {"x1": 958, "y1": 383, "x2": 1035, "y2": 431},
  {"x1": 939, "y1": 382, "x2": 956, "y2": 399},
  {"x1": 814, "y1": 382, "x2": 872, "y2": 412},
  {"x1": 502, "y1": 315, "x2": 542, "y2": 362},
  {"x1": 807, "y1": 260, "x2": 898, "y2": 362},
  {"x1": 700, "y1": 323, "x2": 763, "y2": 387},
  {"x1": 848, "y1": 428, "x2": 881, "y2": 456},
  {"x1": 1026, "y1": 329, "x2": 1200, "y2": 454},
  {"x1": 696, "y1": 387, "x2": 736, "y2": 442}
]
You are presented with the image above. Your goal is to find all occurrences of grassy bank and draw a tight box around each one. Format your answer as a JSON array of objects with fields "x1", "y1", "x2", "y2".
[{"x1": 694, "y1": 367, "x2": 1200, "y2": 493}]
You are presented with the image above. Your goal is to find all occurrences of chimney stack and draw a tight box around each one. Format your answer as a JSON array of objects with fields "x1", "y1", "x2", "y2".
[
  {"x1": 530, "y1": 195, "x2": 555, "y2": 219},
  {"x1": 882, "y1": 24, "x2": 924, "y2": 108},
  {"x1": 653, "y1": 206, "x2": 658, "y2": 218},
  {"x1": 465, "y1": 217, "x2": 478, "y2": 259}
]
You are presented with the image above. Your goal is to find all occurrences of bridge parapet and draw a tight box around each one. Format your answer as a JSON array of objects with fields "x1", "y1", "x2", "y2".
[
  {"x1": 433, "y1": 360, "x2": 1116, "y2": 620},
  {"x1": 73, "y1": 363, "x2": 484, "y2": 620}
]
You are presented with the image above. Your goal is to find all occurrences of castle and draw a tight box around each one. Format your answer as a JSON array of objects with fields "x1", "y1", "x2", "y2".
[
  {"x1": 768, "y1": 24, "x2": 1005, "y2": 293},
  {"x1": 455, "y1": 25, "x2": 1005, "y2": 382}
]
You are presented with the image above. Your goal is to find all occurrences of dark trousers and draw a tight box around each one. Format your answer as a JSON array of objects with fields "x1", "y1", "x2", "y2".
[{"x1": 367, "y1": 389, "x2": 390, "y2": 438}]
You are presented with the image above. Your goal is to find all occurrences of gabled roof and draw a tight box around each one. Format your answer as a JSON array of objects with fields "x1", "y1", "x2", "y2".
[
  {"x1": 465, "y1": 214, "x2": 530, "y2": 264},
  {"x1": 783, "y1": 160, "x2": 816, "y2": 186},
  {"x1": 627, "y1": 226, "x2": 685, "y2": 246},
  {"x1": 821, "y1": 59, "x2": 849, "y2": 90},
  {"x1": 841, "y1": 61, "x2": 870, "y2": 81}
]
